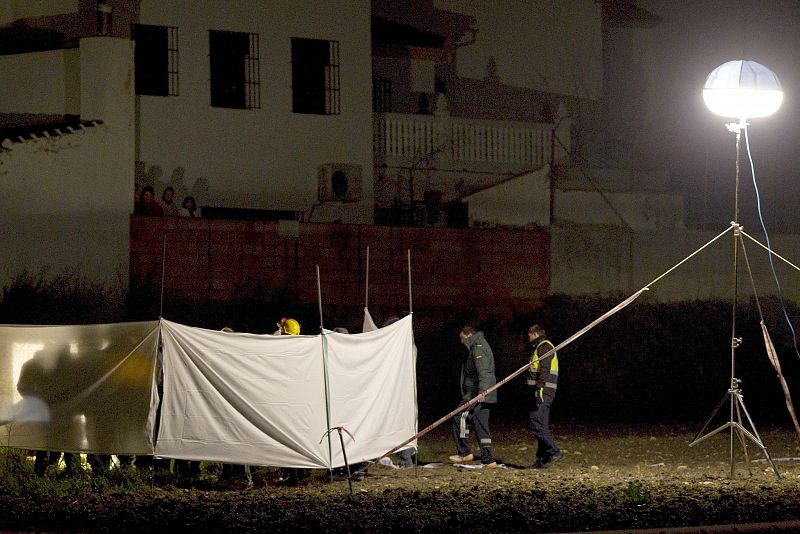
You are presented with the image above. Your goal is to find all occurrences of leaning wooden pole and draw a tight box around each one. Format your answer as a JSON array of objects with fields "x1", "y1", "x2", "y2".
[{"x1": 376, "y1": 288, "x2": 648, "y2": 460}]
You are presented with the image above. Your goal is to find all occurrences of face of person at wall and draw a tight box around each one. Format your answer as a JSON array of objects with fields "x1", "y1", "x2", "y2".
[
  {"x1": 142, "y1": 190, "x2": 154, "y2": 204},
  {"x1": 163, "y1": 189, "x2": 174, "y2": 203},
  {"x1": 528, "y1": 331, "x2": 541, "y2": 343},
  {"x1": 184, "y1": 198, "x2": 195, "y2": 210},
  {"x1": 459, "y1": 331, "x2": 469, "y2": 344}
]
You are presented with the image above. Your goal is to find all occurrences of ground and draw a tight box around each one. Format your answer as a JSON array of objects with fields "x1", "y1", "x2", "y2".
[{"x1": 3, "y1": 423, "x2": 800, "y2": 532}]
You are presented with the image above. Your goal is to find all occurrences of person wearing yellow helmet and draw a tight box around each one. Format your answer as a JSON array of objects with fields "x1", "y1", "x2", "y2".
[
  {"x1": 274, "y1": 316, "x2": 308, "y2": 486},
  {"x1": 282, "y1": 318, "x2": 301, "y2": 335},
  {"x1": 274, "y1": 317, "x2": 301, "y2": 336}
]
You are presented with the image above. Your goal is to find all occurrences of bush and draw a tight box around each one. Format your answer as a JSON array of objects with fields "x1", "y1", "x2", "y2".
[{"x1": 0, "y1": 268, "x2": 125, "y2": 325}]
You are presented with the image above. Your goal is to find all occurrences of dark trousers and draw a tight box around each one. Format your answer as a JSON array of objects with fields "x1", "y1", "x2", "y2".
[
  {"x1": 529, "y1": 396, "x2": 560, "y2": 461},
  {"x1": 34, "y1": 451, "x2": 80, "y2": 475},
  {"x1": 174, "y1": 459, "x2": 200, "y2": 480},
  {"x1": 451, "y1": 402, "x2": 494, "y2": 464},
  {"x1": 87, "y1": 454, "x2": 112, "y2": 475},
  {"x1": 34, "y1": 451, "x2": 59, "y2": 475}
]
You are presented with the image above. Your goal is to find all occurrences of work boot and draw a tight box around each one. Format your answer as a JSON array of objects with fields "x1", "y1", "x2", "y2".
[
  {"x1": 448, "y1": 453, "x2": 473, "y2": 463},
  {"x1": 534, "y1": 452, "x2": 565, "y2": 469}
]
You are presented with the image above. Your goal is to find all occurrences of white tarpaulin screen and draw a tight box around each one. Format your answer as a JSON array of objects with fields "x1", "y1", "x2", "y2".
[
  {"x1": 327, "y1": 316, "x2": 416, "y2": 465},
  {"x1": 156, "y1": 316, "x2": 416, "y2": 468},
  {"x1": 0, "y1": 321, "x2": 160, "y2": 454}
]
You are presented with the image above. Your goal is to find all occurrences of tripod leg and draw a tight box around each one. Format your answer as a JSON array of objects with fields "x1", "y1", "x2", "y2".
[
  {"x1": 735, "y1": 392, "x2": 781, "y2": 479},
  {"x1": 733, "y1": 399, "x2": 751, "y2": 474},
  {"x1": 691, "y1": 391, "x2": 729, "y2": 445}
]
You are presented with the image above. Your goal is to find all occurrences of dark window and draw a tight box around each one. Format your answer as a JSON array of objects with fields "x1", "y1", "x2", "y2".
[
  {"x1": 331, "y1": 170, "x2": 348, "y2": 200},
  {"x1": 291, "y1": 38, "x2": 340, "y2": 115},
  {"x1": 373, "y1": 77, "x2": 392, "y2": 112},
  {"x1": 132, "y1": 24, "x2": 179, "y2": 96},
  {"x1": 209, "y1": 30, "x2": 260, "y2": 109}
]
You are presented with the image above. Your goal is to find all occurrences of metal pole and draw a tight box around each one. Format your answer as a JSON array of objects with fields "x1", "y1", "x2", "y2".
[
  {"x1": 729, "y1": 123, "x2": 743, "y2": 479},
  {"x1": 316, "y1": 265, "x2": 324, "y2": 331},
  {"x1": 159, "y1": 233, "x2": 166, "y2": 318},
  {"x1": 407, "y1": 249, "x2": 413, "y2": 314},
  {"x1": 365, "y1": 246, "x2": 370, "y2": 309},
  {"x1": 338, "y1": 429, "x2": 353, "y2": 496}
]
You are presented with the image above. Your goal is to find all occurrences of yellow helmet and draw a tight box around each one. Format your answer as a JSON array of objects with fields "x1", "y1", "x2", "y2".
[{"x1": 282, "y1": 318, "x2": 301, "y2": 335}]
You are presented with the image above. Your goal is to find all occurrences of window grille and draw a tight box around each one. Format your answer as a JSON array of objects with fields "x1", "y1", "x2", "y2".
[{"x1": 291, "y1": 38, "x2": 340, "y2": 115}]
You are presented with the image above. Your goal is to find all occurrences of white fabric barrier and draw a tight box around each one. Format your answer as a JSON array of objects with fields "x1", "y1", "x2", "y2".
[
  {"x1": 326, "y1": 316, "x2": 416, "y2": 465},
  {"x1": 0, "y1": 321, "x2": 160, "y2": 454},
  {"x1": 156, "y1": 316, "x2": 416, "y2": 468}
]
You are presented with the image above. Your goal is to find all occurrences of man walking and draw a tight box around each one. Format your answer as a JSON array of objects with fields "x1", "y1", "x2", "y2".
[
  {"x1": 526, "y1": 324, "x2": 564, "y2": 468},
  {"x1": 449, "y1": 325, "x2": 497, "y2": 468}
]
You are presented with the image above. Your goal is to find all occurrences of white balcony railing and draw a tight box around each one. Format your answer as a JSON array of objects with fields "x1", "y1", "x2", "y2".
[{"x1": 373, "y1": 113, "x2": 568, "y2": 167}]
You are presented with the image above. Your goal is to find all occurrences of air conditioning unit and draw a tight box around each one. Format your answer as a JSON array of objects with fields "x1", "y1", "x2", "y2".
[{"x1": 318, "y1": 163, "x2": 362, "y2": 203}]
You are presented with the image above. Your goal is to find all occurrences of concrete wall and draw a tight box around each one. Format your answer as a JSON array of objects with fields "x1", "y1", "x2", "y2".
[
  {"x1": 551, "y1": 224, "x2": 800, "y2": 302},
  {"x1": 554, "y1": 190, "x2": 685, "y2": 229},
  {"x1": 0, "y1": 38, "x2": 134, "y2": 287},
  {"x1": 130, "y1": 217, "x2": 551, "y2": 328},
  {"x1": 464, "y1": 166, "x2": 550, "y2": 227},
  {"x1": 136, "y1": 0, "x2": 374, "y2": 224},
  {"x1": 0, "y1": 48, "x2": 81, "y2": 115}
]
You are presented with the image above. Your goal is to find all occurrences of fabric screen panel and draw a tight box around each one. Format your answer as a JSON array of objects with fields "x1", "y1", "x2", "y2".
[
  {"x1": 157, "y1": 319, "x2": 330, "y2": 468},
  {"x1": 326, "y1": 315, "x2": 417, "y2": 467},
  {"x1": 0, "y1": 321, "x2": 160, "y2": 454}
]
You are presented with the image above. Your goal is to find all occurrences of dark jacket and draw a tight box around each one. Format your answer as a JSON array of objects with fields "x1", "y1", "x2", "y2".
[{"x1": 460, "y1": 331, "x2": 497, "y2": 403}]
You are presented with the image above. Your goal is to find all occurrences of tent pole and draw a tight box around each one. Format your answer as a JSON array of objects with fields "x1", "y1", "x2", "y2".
[
  {"x1": 407, "y1": 249, "x2": 413, "y2": 314},
  {"x1": 365, "y1": 246, "x2": 370, "y2": 310},
  {"x1": 316, "y1": 265, "x2": 324, "y2": 331},
  {"x1": 317, "y1": 264, "x2": 333, "y2": 467},
  {"x1": 159, "y1": 233, "x2": 166, "y2": 318}
]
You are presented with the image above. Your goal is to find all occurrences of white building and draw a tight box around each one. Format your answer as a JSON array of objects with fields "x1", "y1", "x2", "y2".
[
  {"x1": 134, "y1": 0, "x2": 373, "y2": 224},
  {"x1": 0, "y1": 0, "x2": 373, "y2": 288}
]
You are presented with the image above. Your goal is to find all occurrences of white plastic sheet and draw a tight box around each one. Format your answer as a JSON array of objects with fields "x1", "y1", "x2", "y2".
[
  {"x1": 156, "y1": 316, "x2": 416, "y2": 468},
  {"x1": 0, "y1": 321, "x2": 160, "y2": 454}
]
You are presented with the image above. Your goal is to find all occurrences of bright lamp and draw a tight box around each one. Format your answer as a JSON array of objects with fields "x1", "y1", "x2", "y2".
[{"x1": 703, "y1": 60, "x2": 783, "y2": 120}]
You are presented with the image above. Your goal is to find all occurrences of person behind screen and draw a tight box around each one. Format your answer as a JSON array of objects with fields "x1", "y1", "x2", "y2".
[
  {"x1": 214, "y1": 326, "x2": 253, "y2": 488},
  {"x1": 382, "y1": 315, "x2": 417, "y2": 469},
  {"x1": 274, "y1": 318, "x2": 310, "y2": 486}
]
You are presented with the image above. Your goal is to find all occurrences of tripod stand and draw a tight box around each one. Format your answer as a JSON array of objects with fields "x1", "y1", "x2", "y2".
[{"x1": 688, "y1": 121, "x2": 780, "y2": 479}]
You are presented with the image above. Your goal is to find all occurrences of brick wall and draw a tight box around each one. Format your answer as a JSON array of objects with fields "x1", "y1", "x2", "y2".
[{"x1": 130, "y1": 216, "x2": 550, "y2": 332}]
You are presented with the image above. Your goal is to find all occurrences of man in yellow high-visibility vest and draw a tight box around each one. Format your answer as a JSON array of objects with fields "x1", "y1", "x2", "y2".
[{"x1": 526, "y1": 324, "x2": 563, "y2": 468}]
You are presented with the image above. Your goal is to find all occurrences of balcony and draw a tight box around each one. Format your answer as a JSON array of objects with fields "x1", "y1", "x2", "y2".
[
  {"x1": 372, "y1": 113, "x2": 570, "y2": 224},
  {"x1": 373, "y1": 112, "x2": 568, "y2": 168}
]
